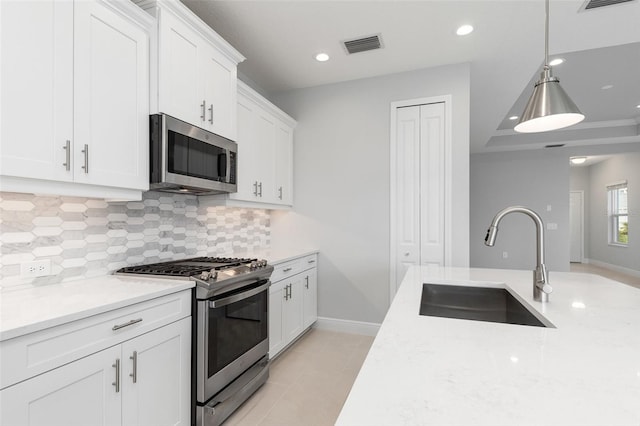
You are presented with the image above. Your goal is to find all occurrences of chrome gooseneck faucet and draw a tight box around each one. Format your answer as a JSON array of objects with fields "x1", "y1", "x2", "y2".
[{"x1": 484, "y1": 206, "x2": 553, "y2": 302}]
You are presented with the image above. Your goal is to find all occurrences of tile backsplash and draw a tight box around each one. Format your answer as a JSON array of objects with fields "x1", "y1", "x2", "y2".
[{"x1": 0, "y1": 191, "x2": 270, "y2": 291}]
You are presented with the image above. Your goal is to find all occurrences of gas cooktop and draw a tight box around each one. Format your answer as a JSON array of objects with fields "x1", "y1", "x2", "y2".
[{"x1": 116, "y1": 256, "x2": 273, "y2": 300}]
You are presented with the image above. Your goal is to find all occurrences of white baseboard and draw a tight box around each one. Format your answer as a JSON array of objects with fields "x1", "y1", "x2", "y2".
[
  {"x1": 313, "y1": 317, "x2": 380, "y2": 336},
  {"x1": 584, "y1": 258, "x2": 640, "y2": 279}
]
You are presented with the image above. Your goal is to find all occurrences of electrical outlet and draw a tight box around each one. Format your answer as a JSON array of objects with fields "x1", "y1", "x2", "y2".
[
  {"x1": 502, "y1": 251, "x2": 508, "y2": 259},
  {"x1": 20, "y1": 259, "x2": 52, "y2": 278}
]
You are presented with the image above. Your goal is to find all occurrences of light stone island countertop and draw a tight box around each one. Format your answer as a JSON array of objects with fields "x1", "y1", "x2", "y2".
[
  {"x1": 336, "y1": 265, "x2": 640, "y2": 426},
  {"x1": 0, "y1": 275, "x2": 194, "y2": 342}
]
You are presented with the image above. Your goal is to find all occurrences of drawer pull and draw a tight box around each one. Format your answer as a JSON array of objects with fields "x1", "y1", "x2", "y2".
[
  {"x1": 282, "y1": 267, "x2": 293, "y2": 273},
  {"x1": 112, "y1": 318, "x2": 143, "y2": 331},
  {"x1": 307, "y1": 259, "x2": 316, "y2": 264}
]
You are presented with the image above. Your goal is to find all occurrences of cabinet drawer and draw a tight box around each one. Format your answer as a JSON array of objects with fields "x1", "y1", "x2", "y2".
[
  {"x1": 270, "y1": 259, "x2": 302, "y2": 283},
  {"x1": 0, "y1": 290, "x2": 191, "y2": 389},
  {"x1": 301, "y1": 254, "x2": 317, "y2": 271}
]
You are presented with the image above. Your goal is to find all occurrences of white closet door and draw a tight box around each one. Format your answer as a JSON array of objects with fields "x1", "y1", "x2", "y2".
[
  {"x1": 394, "y1": 105, "x2": 422, "y2": 287},
  {"x1": 391, "y1": 101, "x2": 446, "y2": 297},
  {"x1": 419, "y1": 103, "x2": 445, "y2": 267}
]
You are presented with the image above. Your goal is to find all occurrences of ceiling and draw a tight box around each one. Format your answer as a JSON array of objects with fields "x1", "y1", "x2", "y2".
[{"x1": 182, "y1": 0, "x2": 640, "y2": 154}]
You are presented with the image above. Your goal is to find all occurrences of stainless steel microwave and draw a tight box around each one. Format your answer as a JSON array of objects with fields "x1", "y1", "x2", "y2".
[{"x1": 150, "y1": 114, "x2": 237, "y2": 195}]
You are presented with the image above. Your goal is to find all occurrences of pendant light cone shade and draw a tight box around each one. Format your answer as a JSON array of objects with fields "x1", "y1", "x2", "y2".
[
  {"x1": 514, "y1": 69, "x2": 585, "y2": 133},
  {"x1": 514, "y1": 0, "x2": 584, "y2": 133}
]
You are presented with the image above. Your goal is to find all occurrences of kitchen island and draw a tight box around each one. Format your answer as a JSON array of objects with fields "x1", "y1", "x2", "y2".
[{"x1": 336, "y1": 265, "x2": 640, "y2": 426}]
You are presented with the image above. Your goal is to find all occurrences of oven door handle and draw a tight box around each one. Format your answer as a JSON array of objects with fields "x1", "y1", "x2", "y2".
[{"x1": 208, "y1": 282, "x2": 270, "y2": 308}]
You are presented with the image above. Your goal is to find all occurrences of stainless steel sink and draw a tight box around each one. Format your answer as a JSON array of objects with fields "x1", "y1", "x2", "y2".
[{"x1": 419, "y1": 283, "x2": 553, "y2": 328}]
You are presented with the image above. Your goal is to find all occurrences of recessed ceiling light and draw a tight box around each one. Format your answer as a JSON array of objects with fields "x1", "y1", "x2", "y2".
[
  {"x1": 601, "y1": 84, "x2": 614, "y2": 90},
  {"x1": 509, "y1": 115, "x2": 519, "y2": 121},
  {"x1": 549, "y1": 58, "x2": 564, "y2": 66},
  {"x1": 456, "y1": 25, "x2": 474, "y2": 36},
  {"x1": 636, "y1": 104, "x2": 640, "y2": 109},
  {"x1": 570, "y1": 156, "x2": 587, "y2": 164},
  {"x1": 315, "y1": 53, "x2": 330, "y2": 62}
]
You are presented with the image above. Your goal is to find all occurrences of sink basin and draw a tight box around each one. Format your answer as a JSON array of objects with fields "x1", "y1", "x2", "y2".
[{"x1": 419, "y1": 283, "x2": 552, "y2": 327}]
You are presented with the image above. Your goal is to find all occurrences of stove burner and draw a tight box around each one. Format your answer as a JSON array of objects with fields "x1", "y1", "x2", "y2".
[{"x1": 116, "y1": 257, "x2": 259, "y2": 277}]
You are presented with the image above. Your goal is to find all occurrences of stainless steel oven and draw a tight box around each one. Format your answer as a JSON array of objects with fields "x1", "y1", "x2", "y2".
[{"x1": 116, "y1": 257, "x2": 273, "y2": 426}]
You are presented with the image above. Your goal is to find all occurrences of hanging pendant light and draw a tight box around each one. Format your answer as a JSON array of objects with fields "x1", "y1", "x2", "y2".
[{"x1": 514, "y1": 0, "x2": 584, "y2": 133}]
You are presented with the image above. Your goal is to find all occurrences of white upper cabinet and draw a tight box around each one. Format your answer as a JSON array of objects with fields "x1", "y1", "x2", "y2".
[
  {"x1": 201, "y1": 81, "x2": 296, "y2": 209},
  {"x1": 140, "y1": 0, "x2": 244, "y2": 142},
  {"x1": 0, "y1": 0, "x2": 152, "y2": 200}
]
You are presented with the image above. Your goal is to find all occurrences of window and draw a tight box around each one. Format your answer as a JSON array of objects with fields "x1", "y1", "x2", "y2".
[{"x1": 607, "y1": 182, "x2": 628, "y2": 245}]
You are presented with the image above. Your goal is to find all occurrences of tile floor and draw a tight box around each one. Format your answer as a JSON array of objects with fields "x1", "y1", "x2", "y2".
[
  {"x1": 224, "y1": 329, "x2": 375, "y2": 426},
  {"x1": 569, "y1": 262, "x2": 640, "y2": 289}
]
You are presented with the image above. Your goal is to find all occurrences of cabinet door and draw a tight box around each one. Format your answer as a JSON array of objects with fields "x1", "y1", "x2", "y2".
[
  {"x1": 268, "y1": 283, "x2": 285, "y2": 357},
  {"x1": 273, "y1": 120, "x2": 293, "y2": 205},
  {"x1": 0, "y1": 345, "x2": 121, "y2": 426},
  {"x1": 303, "y1": 268, "x2": 318, "y2": 329},
  {"x1": 157, "y1": 8, "x2": 203, "y2": 128},
  {"x1": 73, "y1": 0, "x2": 149, "y2": 190},
  {"x1": 283, "y1": 277, "x2": 304, "y2": 345},
  {"x1": 201, "y1": 45, "x2": 237, "y2": 141},
  {"x1": 121, "y1": 318, "x2": 191, "y2": 426},
  {"x1": 0, "y1": 0, "x2": 73, "y2": 182},
  {"x1": 254, "y1": 107, "x2": 276, "y2": 203},
  {"x1": 231, "y1": 94, "x2": 261, "y2": 201}
]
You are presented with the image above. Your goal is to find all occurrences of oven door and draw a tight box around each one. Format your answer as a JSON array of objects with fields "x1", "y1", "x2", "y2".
[{"x1": 197, "y1": 281, "x2": 269, "y2": 402}]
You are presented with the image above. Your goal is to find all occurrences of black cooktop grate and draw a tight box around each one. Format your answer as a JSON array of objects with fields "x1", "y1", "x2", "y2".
[{"x1": 117, "y1": 257, "x2": 258, "y2": 277}]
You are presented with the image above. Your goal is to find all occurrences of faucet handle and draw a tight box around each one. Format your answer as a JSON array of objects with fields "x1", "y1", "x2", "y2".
[{"x1": 539, "y1": 282, "x2": 553, "y2": 294}]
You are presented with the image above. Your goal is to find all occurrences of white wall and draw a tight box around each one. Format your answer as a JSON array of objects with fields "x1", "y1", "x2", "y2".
[
  {"x1": 269, "y1": 63, "x2": 470, "y2": 324},
  {"x1": 587, "y1": 152, "x2": 640, "y2": 273},
  {"x1": 470, "y1": 149, "x2": 571, "y2": 272}
]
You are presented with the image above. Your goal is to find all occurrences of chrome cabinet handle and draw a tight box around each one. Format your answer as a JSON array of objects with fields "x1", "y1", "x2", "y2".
[
  {"x1": 253, "y1": 181, "x2": 258, "y2": 196},
  {"x1": 112, "y1": 358, "x2": 120, "y2": 392},
  {"x1": 62, "y1": 140, "x2": 71, "y2": 171},
  {"x1": 283, "y1": 287, "x2": 288, "y2": 301},
  {"x1": 201, "y1": 100, "x2": 206, "y2": 121},
  {"x1": 305, "y1": 276, "x2": 309, "y2": 289},
  {"x1": 283, "y1": 267, "x2": 292, "y2": 273},
  {"x1": 129, "y1": 351, "x2": 137, "y2": 383},
  {"x1": 287, "y1": 283, "x2": 292, "y2": 299},
  {"x1": 278, "y1": 186, "x2": 283, "y2": 200},
  {"x1": 308, "y1": 259, "x2": 316, "y2": 264},
  {"x1": 81, "y1": 144, "x2": 89, "y2": 173},
  {"x1": 112, "y1": 318, "x2": 143, "y2": 331},
  {"x1": 208, "y1": 104, "x2": 213, "y2": 124},
  {"x1": 258, "y1": 182, "x2": 263, "y2": 197}
]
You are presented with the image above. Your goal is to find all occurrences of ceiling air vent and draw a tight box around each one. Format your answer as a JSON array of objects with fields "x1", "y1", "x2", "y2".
[
  {"x1": 582, "y1": 0, "x2": 636, "y2": 9},
  {"x1": 343, "y1": 34, "x2": 383, "y2": 55}
]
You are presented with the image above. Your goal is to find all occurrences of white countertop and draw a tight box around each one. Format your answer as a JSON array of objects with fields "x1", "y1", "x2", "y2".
[
  {"x1": 337, "y1": 265, "x2": 640, "y2": 426},
  {"x1": 0, "y1": 275, "x2": 193, "y2": 341},
  {"x1": 231, "y1": 247, "x2": 318, "y2": 265}
]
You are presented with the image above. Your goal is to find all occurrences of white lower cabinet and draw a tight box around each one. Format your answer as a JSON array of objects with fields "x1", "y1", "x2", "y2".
[
  {"x1": 1, "y1": 345, "x2": 122, "y2": 426},
  {"x1": 0, "y1": 292, "x2": 191, "y2": 426},
  {"x1": 269, "y1": 253, "x2": 318, "y2": 358}
]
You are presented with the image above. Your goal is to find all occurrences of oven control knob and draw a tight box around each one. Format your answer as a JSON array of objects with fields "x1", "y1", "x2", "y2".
[
  {"x1": 249, "y1": 262, "x2": 258, "y2": 270},
  {"x1": 199, "y1": 271, "x2": 212, "y2": 281},
  {"x1": 209, "y1": 270, "x2": 218, "y2": 280},
  {"x1": 259, "y1": 259, "x2": 267, "y2": 267}
]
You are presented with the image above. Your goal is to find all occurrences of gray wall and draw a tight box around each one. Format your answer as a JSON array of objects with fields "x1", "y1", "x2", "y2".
[
  {"x1": 269, "y1": 63, "x2": 470, "y2": 324},
  {"x1": 470, "y1": 149, "x2": 571, "y2": 272},
  {"x1": 570, "y1": 166, "x2": 591, "y2": 259},
  {"x1": 588, "y1": 152, "x2": 640, "y2": 272}
]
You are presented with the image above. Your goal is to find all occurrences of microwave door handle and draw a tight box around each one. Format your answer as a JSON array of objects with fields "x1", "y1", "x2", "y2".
[
  {"x1": 226, "y1": 150, "x2": 231, "y2": 182},
  {"x1": 218, "y1": 152, "x2": 227, "y2": 181}
]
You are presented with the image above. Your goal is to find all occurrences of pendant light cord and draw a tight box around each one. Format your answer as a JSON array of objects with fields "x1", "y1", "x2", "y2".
[{"x1": 544, "y1": 0, "x2": 550, "y2": 68}]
